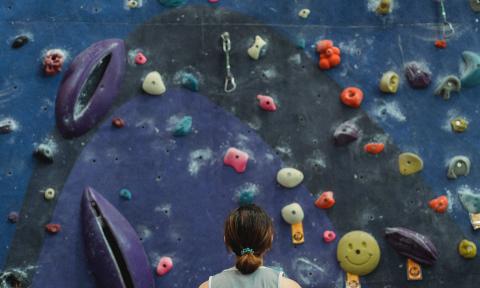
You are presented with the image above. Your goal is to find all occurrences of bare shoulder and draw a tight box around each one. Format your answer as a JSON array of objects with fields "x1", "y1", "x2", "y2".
[
  {"x1": 279, "y1": 276, "x2": 302, "y2": 288},
  {"x1": 198, "y1": 280, "x2": 209, "y2": 288}
]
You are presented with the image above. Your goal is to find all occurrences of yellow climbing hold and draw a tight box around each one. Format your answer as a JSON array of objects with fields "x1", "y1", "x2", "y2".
[
  {"x1": 377, "y1": 0, "x2": 393, "y2": 15},
  {"x1": 399, "y1": 153, "x2": 423, "y2": 176},
  {"x1": 451, "y1": 117, "x2": 468, "y2": 133},
  {"x1": 458, "y1": 239, "x2": 477, "y2": 259},
  {"x1": 379, "y1": 71, "x2": 399, "y2": 93}
]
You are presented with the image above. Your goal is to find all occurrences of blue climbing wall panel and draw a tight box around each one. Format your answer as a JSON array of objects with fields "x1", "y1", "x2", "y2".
[{"x1": 1, "y1": 0, "x2": 480, "y2": 287}]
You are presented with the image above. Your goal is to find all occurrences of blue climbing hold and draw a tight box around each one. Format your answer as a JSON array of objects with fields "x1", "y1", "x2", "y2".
[
  {"x1": 181, "y1": 73, "x2": 199, "y2": 92},
  {"x1": 119, "y1": 188, "x2": 132, "y2": 200},
  {"x1": 460, "y1": 51, "x2": 480, "y2": 88},
  {"x1": 238, "y1": 189, "x2": 255, "y2": 206},
  {"x1": 158, "y1": 0, "x2": 186, "y2": 7},
  {"x1": 173, "y1": 116, "x2": 193, "y2": 136}
]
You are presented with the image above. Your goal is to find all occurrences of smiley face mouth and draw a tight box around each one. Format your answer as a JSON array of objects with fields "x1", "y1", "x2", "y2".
[{"x1": 345, "y1": 254, "x2": 372, "y2": 266}]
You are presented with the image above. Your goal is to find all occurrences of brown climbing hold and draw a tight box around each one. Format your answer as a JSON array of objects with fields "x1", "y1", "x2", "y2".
[
  {"x1": 364, "y1": 143, "x2": 385, "y2": 154},
  {"x1": 112, "y1": 117, "x2": 125, "y2": 128},
  {"x1": 45, "y1": 223, "x2": 61, "y2": 234},
  {"x1": 340, "y1": 87, "x2": 364, "y2": 108},
  {"x1": 428, "y1": 195, "x2": 448, "y2": 213},
  {"x1": 43, "y1": 49, "x2": 65, "y2": 76}
]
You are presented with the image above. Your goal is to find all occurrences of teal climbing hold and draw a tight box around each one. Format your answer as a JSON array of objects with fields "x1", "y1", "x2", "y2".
[
  {"x1": 181, "y1": 73, "x2": 199, "y2": 92},
  {"x1": 173, "y1": 116, "x2": 192, "y2": 136},
  {"x1": 459, "y1": 189, "x2": 480, "y2": 214},
  {"x1": 119, "y1": 188, "x2": 132, "y2": 200},
  {"x1": 460, "y1": 51, "x2": 480, "y2": 88},
  {"x1": 158, "y1": 0, "x2": 186, "y2": 7},
  {"x1": 296, "y1": 38, "x2": 306, "y2": 49},
  {"x1": 238, "y1": 189, "x2": 255, "y2": 206}
]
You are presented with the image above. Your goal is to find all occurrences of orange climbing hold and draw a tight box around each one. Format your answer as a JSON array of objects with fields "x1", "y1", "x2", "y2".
[
  {"x1": 340, "y1": 87, "x2": 364, "y2": 108},
  {"x1": 434, "y1": 40, "x2": 447, "y2": 49},
  {"x1": 364, "y1": 143, "x2": 385, "y2": 154},
  {"x1": 429, "y1": 195, "x2": 448, "y2": 213},
  {"x1": 315, "y1": 191, "x2": 335, "y2": 209},
  {"x1": 316, "y1": 40, "x2": 341, "y2": 70}
]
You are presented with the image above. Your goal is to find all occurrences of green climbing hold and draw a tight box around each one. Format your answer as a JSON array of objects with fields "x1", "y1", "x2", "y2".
[
  {"x1": 459, "y1": 188, "x2": 480, "y2": 214},
  {"x1": 181, "y1": 73, "x2": 199, "y2": 92},
  {"x1": 458, "y1": 239, "x2": 477, "y2": 259},
  {"x1": 451, "y1": 117, "x2": 468, "y2": 132},
  {"x1": 173, "y1": 116, "x2": 192, "y2": 137},
  {"x1": 119, "y1": 188, "x2": 132, "y2": 200},
  {"x1": 158, "y1": 0, "x2": 186, "y2": 7},
  {"x1": 460, "y1": 51, "x2": 480, "y2": 88}
]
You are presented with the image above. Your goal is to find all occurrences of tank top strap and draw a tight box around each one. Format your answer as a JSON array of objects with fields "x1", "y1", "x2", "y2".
[{"x1": 209, "y1": 266, "x2": 283, "y2": 288}]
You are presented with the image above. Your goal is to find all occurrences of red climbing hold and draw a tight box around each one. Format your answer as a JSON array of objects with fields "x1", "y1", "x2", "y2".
[
  {"x1": 315, "y1": 191, "x2": 335, "y2": 209},
  {"x1": 340, "y1": 87, "x2": 364, "y2": 108},
  {"x1": 224, "y1": 148, "x2": 249, "y2": 173},
  {"x1": 323, "y1": 230, "x2": 336, "y2": 243},
  {"x1": 43, "y1": 50, "x2": 65, "y2": 76},
  {"x1": 364, "y1": 143, "x2": 385, "y2": 154},
  {"x1": 316, "y1": 40, "x2": 341, "y2": 70},
  {"x1": 112, "y1": 117, "x2": 125, "y2": 128},
  {"x1": 135, "y1": 52, "x2": 147, "y2": 65},
  {"x1": 45, "y1": 223, "x2": 62, "y2": 234},
  {"x1": 256, "y1": 95, "x2": 277, "y2": 111},
  {"x1": 434, "y1": 40, "x2": 447, "y2": 49},
  {"x1": 429, "y1": 195, "x2": 448, "y2": 213},
  {"x1": 156, "y1": 256, "x2": 173, "y2": 276}
]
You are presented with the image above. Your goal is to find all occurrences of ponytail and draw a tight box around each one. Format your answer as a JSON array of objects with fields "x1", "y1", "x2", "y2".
[{"x1": 236, "y1": 253, "x2": 262, "y2": 274}]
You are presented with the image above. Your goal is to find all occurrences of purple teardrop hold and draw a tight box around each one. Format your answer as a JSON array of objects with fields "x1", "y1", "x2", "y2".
[
  {"x1": 82, "y1": 187, "x2": 154, "y2": 288},
  {"x1": 404, "y1": 62, "x2": 431, "y2": 89},
  {"x1": 385, "y1": 227, "x2": 438, "y2": 266},
  {"x1": 55, "y1": 39, "x2": 126, "y2": 138}
]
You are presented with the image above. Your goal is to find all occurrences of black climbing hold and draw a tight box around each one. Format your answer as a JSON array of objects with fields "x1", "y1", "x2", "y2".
[{"x1": 11, "y1": 35, "x2": 29, "y2": 49}]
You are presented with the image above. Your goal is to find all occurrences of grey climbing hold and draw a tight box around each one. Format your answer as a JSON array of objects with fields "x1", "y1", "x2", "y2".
[
  {"x1": 142, "y1": 71, "x2": 166, "y2": 95},
  {"x1": 470, "y1": 0, "x2": 480, "y2": 12},
  {"x1": 447, "y1": 156, "x2": 471, "y2": 179},
  {"x1": 34, "y1": 143, "x2": 54, "y2": 163},
  {"x1": 459, "y1": 189, "x2": 480, "y2": 214},
  {"x1": 333, "y1": 121, "x2": 359, "y2": 146},
  {"x1": 435, "y1": 75, "x2": 461, "y2": 100},
  {"x1": 173, "y1": 116, "x2": 192, "y2": 136},
  {"x1": 180, "y1": 73, "x2": 199, "y2": 92},
  {"x1": 12, "y1": 35, "x2": 29, "y2": 49}
]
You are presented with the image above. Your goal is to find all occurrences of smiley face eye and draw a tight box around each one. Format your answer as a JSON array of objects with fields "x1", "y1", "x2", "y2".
[
  {"x1": 348, "y1": 243, "x2": 353, "y2": 249},
  {"x1": 362, "y1": 241, "x2": 367, "y2": 248}
]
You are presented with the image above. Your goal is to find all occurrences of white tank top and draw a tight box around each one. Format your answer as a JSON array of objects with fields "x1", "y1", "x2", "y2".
[{"x1": 209, "y1": 266, "x2": 283, "y2": 288}]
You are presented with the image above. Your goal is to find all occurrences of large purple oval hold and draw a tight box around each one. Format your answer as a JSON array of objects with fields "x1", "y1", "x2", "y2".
[
  {"x1": 82, "y1": 187, "x2": 154, "y2": 288},
  {"x1": 385, "y1": 227, "x2": 438, "y2": 266},
  {"x1": 56, "y1": 39, "x2": 126, "y2": 138},
  {"x1": 404, "y1": 62, "x2": 431, "y2": 89}
]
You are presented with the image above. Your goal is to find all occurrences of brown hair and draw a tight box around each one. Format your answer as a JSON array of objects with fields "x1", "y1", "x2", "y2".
[{"x1": 224, "y1": 204, "x2": 274, "y2": 275}]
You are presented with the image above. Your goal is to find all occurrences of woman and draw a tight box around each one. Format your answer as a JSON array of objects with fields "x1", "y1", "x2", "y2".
[{"x1": 199, "y1": 204, "x2": 301, "y2": 288}]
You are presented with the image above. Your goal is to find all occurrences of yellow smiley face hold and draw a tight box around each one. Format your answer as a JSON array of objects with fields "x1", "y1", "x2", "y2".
[{"x1": 337, "y1": 231, "x2": 381, "y2": 276}]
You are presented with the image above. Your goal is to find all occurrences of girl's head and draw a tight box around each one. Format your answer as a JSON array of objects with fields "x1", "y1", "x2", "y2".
[{"x1": 224, "y1": 204, "x2": 274, "y2": 275}]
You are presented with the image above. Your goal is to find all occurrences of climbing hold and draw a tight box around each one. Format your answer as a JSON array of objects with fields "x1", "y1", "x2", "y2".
[
  {"x1": 173, "y1": 116, "x2": 192, "y2": 137},
  {"x1": 157, "y1": 0, "x2": 186, "y2": 7},
  {"x1": 460, "y1": 51, "x2": 480, "y2": 88},
  {"x1": 450, "y1": 117, "x2": 468, "y2": 133},
  {"x1": 223, "y1": 148, "x2": 249, "y2": 173},
  {"x1": 134, "y1": 52, "x2": 147, "y2": 65},
  {"x1": 11, "y1": 35, "x2": 29, "y2": 49},
  {"x1": 208, "y1": 0, "x2": 219, "y2": 3},
  {"x1": 458, "y1": 189, "x2": 480, "y2": 214},
  {"x1": 156, "y1": 257, "x2": 173, "y2": 276},
  {"x1": 323, "y1": 230, "x2": 336, "y2": 243},
  {"x1": 119, "y1": 188, "x2": 132, "y2": 200},
  {"x1": 398, "y1": 153, "x2": 423, "y2": 176},
  {"x1": 434, "y1": 39, "x2": 447, "y2": 49},
  {"x1": 7, "y1": 212, "x2": 19, "y2": 223},
  {"x1": 296, "y1": 38, "x2": 306, "y2": 49},
  {"x1": 34, "y1": 143, "x2": 54, "y2": 163},
  {"x1": 44, "y1": 188, "x2": 56, "y2": 200},
  {"x1": 336, "y1": 231, "x2": 381, "y2": 276},
  {"x1": 45, "y1": 223, "x2": 61, "y2": 234},
  {"x1": 315, "y1": 191, "x2": 335, "y2": 209},
  {"x1": 180, "y1": 73, "x2": 200, "y2": 92},
  {"x1": 43, "y1": 49, "x2": 65, "y2": 76},
  {"x1": 447, "y1": 156, "x2": 471, "y2": 179},
  {"x1": 112, "y1": 117, "x2": 125, "y2": 128},
  {"x1": 340, "y1": 87, "x2": 364, "y2": 108},
  {"x1": 276, "y1": 168, "x2": 304, "y2": 188},
  {"x1": 471, "y1": 0, "x2": 480, "y2": 12},
  {"x1": 435, "y1": 75, "x2": 461, "y2": 100},
  {"x1": 428, "y1": 195, "x2": 448, "y2": 213},
  {"x1": 142, "y1": 71, "x2": 166, "y2": 95},
  {"x1": 238, "y1": 189, "x2": 255, "y2": 206},
  {"x1": 404, "y1": 62, "x2": 431, "y2": 89},
  {"x1": 458, "y1": 239, "x2": 477, "y2": 259},
  {"x1": 385, "y1": 227, "x2": 438, "y2": 266},
  {"x1": 298, "y1": 9, "x2": 311, "y2": 19},
  {"x1": 376, "y1": 0, "x2": 392, "y2": 14},
  {"x1": 0, "y1": 118, "x2": 15, "y2": 134},
  {"x1": 333, "y1": 121, "x2": 359, "y2": 146},
  {"x1": 256, "y1": 95, "x2": 277, "y2": 111},
  {"x1": 247, "y1": 36, "x2": 267, "y2": 60},
  {"x1": 379, "y1": 71, "x2": 399, "y2": 93},
  {"x1": 364, "y1": 143, "x2": 385, "y2": 154},
  {"x1": 127, "y1": 0, "x2": 139, "y2": 8},
  {"x1": 281, "y1": 203, "x2": 305, "y2": 244},
  {"x1": 316, "y1": 40, "x2": 341, "y2": 70}
]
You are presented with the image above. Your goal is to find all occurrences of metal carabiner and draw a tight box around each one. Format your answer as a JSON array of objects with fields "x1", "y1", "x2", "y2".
[
  {"x1": 438, "y1": 0, "x2": 455, "y2": 39},
  {"x1": 221, "y1": 32, "x2": 236, "y2": 93}
]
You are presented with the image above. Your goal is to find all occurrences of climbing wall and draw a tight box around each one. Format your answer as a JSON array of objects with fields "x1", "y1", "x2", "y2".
[{"x1": 2, "y1": 1, "x2": 480, "y2": 287}]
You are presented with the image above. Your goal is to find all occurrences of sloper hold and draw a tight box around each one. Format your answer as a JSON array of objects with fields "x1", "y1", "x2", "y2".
[
  {"x1": 458, "y1": 189, "x2": 480, "y2": 214},
  {"x1": 398, "y1": 153, "x2": 423, "y2": 176},
  {"x1": 276, "y1": 167, "x2": 304, "y2": 188},
  {"x1": 385, "y1": 227, "x2": 439, "y2": 266},
  {"x1": 435, "y1": 75, "x2": 461, "y2": 100},
  {"x1": 461, "y1": 51, "x2": 480, "y2": 87},
  {"x1": 333, "y1": 121, "x2": 359, "y2": 146},
  {"x1": 81, "y1": 187, "x2": 154, "y2": 288},
  {"x1": 281, "y1": 203, "x2": 304, "y2": 224},
  {"x1": 143, "y1": 71, "x2": 166, "y2": 95},
  {"x1": 55, "y1": 39, "x2": 126, "y2": 138},
  {"x1": 447, "y1": 156, "x2": 471, "y2": 179}
]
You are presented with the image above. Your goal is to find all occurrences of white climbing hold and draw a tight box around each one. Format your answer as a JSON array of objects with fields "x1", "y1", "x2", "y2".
[
  {"x1": 281, "y1": 203, "x2": 304, "y2": 224},
  {"x1": 276, "y1": 167, "x2": 304, "y2": 188},
  {"x1": 247, "y1": 36, "x2": 267, "y2": 60},
  {"x1": 298, "y1": 9, "x2": 311, "y2": 19},
  {"x1": 142, "y1": 71, "x2": 166, "y2": 95}
]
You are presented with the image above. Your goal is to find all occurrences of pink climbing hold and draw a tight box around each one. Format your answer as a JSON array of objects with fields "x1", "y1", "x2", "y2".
[
  {"x1": 135, "y1": 52, "x2": 147, "y2": 65},
  {"x1": 208, "y1": 0, "x2": 219, "y2": 2},
  {"x1": 156, "y1": 256, "x2": 173, "y2": 276},
  {"x1": 256, "y1": 95, "x2": 277, "y2": 111},
  {"x1": 323, "y1": 230, "x2": 336, "y2": 243},
  {"x1": 224, "y1": 147, "x2": 249, "y2": 173}
]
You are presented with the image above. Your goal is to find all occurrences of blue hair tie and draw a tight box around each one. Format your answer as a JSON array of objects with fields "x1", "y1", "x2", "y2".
[{"x1": 241, "y1": 248, "x2": 254, "y2": 255}]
